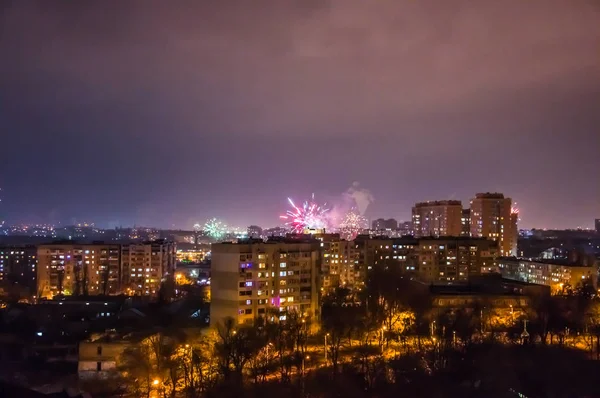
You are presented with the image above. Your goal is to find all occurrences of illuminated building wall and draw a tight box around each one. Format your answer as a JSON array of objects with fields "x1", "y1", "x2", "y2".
[
  {"x1": 469, "y1": 193, "x2": 517, "y2": 256},
  {"x1": 417, "y1": 237, "x2": 498, "y2": 283},
  {"x1": 210, "y1": 238, "x2": 320, "y2": 327},
  {"x1": 121, "y1": 240, "x2": 176, "y2": 297},
  {"x1": 412, "y1": 200, "x2": 463, "y2": 238},
  {"x1": 497, "y1": 257, "x2": 597, "y2": 293},
  {"x1": 315, "y1": 233, "x2": 357, "y2": 292},
  {"x1": 461, "y1": 209, "x2": 471, "y2": 236},
  {"x1": 37, "y1": 243, "x2": 121, "y2": 298},
  {"x1": 0, "y1": 245, "x2": 37, "y2": 295}
]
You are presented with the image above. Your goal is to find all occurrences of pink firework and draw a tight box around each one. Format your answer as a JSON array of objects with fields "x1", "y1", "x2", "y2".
[{"x1": 280, "y1": 194, "x2": 330, "y2": 233}]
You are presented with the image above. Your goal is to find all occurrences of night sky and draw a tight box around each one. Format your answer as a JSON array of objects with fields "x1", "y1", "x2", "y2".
[{"x1": 1, "y1": 0, "x2": 599, "y2": 229}]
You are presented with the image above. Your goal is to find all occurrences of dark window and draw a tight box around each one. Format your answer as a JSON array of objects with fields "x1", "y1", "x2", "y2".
[{"x1": 96, "y1": 362, "x2": 102, "y2": 371}]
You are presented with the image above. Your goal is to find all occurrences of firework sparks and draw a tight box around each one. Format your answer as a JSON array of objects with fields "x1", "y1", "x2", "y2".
[
  {"x1": 339, "y1": 209, "x2": 367, "y2": 239},
  {"x1": 280, "y1": 194, "x2": 330, "y2": 233},
  {"x1": 204, "y1": 218, "x2": 227, "y2": 239}
]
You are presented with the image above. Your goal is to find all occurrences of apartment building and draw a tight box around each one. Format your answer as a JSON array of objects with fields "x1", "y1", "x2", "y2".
[
  {"x1": 0, "y1": 245, "x2": 37, "y2": 295},
  {"x1": 37, "y1": 243, "x2": 121, "y2": 298},
  {"x1": 121, "y1": 240, "x2": 176, "y2": 296},
  {"x1": 497, "y1": 257, "x2": 598, "y2": 293},
  {"x1": 412, "y1": 200, "x2": 463, "y2": 238},
  {"x1": 469, "y1": 193, "x2": 517, "y2": 257},
  {"x1": 417, "y1": 237, "x2": 498, "y2": 283},
  {"x1": 36, "y1": 240, "x2": 175, "y2": 298},
  {"x1": 210, "y1": 237, "x2": 320, "y2": 327},
  {"x1": 315, "y1": 233, "x2": 357, "y2": 292},
  {"x1": 353, "y1": 235, "x2": 419, "y2": 280},
  {"x1": 461, "y1": 209, "x2": 471, "y2": 236}
]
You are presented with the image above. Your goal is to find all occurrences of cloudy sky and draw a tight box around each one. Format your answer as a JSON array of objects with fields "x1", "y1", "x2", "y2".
[{"x1": 1, "y1": 0, "x2": 599, "y2": 229}]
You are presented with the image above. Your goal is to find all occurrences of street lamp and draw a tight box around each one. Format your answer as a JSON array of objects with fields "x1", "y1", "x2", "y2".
[
  {"x1": 153, "y1": 379, "x2": 160, "y2": 386},
  {"x1": 324, "y1": 333, "x2": 329, "y2": 363}
]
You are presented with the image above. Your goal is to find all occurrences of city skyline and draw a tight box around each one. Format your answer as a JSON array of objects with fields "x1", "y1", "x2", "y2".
[{"x1": 1, "y1": 0, "x2": 599, "y2": 229}]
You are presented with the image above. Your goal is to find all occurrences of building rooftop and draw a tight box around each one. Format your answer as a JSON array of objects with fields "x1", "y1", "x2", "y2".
[
  {"x1": 498, "y1": 256, "x2": 595, "y2": 267},
  {"x1": 474, "y1": 192, "x2": 506, "y2": 199},
  {"x1": 414, "y1": 200, "x2": 462, "y2": 207}
]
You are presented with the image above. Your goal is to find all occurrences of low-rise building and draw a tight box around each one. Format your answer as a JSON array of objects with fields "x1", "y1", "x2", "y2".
[{"x1": 497, "y1": 257, "x2": 598, "y2": 293}]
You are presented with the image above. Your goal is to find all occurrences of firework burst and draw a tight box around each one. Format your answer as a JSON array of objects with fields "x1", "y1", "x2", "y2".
[
  {"x1": 280, "y1": 194, "x2": 330, "y2": 233},
  {"x1": 204, "y1": 218, "x2": 227, "y2": 240},
  {"x1": 339, "y1": 209, "x2": 367, "y2": 239}
]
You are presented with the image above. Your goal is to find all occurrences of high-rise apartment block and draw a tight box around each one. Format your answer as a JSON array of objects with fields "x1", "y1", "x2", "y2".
[
  {"x1": 315, "y1": 233, "x2": 357, "y2": 292},
  {"x1": 461, "y1": 209, "x2": 471, "y2": 236},
  {"x1": 595, "y1": 219, "x2": 600, "y2": 234},
  {"x1": 210, "y1": 237, "x2": 321, "y2": 327},
  {"x1": 469, "y1": 193, "x2": 517, "y2": 256},
  {"x1": 417, "y1": 237, "x2": 498, "y2": 283},
  {"x1": 36, "y1": 240, "x2": 175, "y2": 299},
  {"x1": 37, "y1": 243, "x2": 122, "y2": 298},
  {"x1": 412, "y1": 200, "x2": 463, "y2": 237},
  {"x1": 0, "y1": 245, "x2": 38, "y2": 295},
  {"x1": 121, "y1": 240, "x2": 176, "y2": 296}
]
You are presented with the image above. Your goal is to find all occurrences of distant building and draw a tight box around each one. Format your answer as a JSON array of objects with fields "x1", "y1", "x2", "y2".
[
  {"x1": 371, "y1": 218, "x2": 398, "y2": 231},
  {"x1": 412, "y1": 200, "x2": 463, "y2": 237},
  {"x1": 461, "y1": 209, "x2": 471, "y2": 236},
  {"x1": 37, "y1": 243, "x2": 122, "y2": 298},
  {"x1": 469, "y1": 193, "x2": 517, "y2": 257},
  {"x1": 0, "y1": 245, "x2": 37, "y2": 296},
  {"x1": 497, "y1": 257, "x2": 598, "y2": 293},
  {"x1": 210, "y1": 237, "x2": 320, "y2": 327},
  {"x1": 263, "y1": 227, "x2": 287, "y2": 237},
  {"x1": 247, "y1": 225, "x2": 263, "y2": 239},
  {"x1": 596, "y1": 219, "x2": 600, "y2": 234},
  {"x1": 37, "y1": 240, "x2": 176, "y2": 299},
  {"x1": 417, "y1": 237, "x2": 498, "y2": 283},
  {"x1": 398, "y1": 221, "x2": 413, "y2": 236},
  {"x1": 176, "y1": 243, "x2": 210, "y2": 264},
  {"x1": 353, "y1": 235, "x2": 419, "y2": 281},
  {"x1": 121, "y1": 240, "x2": 176, "y2": 297}
]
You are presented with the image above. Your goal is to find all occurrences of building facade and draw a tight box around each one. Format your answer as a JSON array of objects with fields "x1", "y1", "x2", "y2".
[
  {"x1": 371, "y1": 218, "x2": 398, "y2": 231},
  {"x1": 0, "y1": 245, "x2": 37, "y2": 296},
  {"x1": 497, "y1": 257, "x2": 598, "y2": 293},
  {"x1": 121, "y1": 240, "x2": 176, "y2": 297},
  {"x1": 210, "y1": 237, "x2": 320, "y2": 327},
  {"x1": 315, "y1": 233, "x2": 357, "y2": 292},
  {"x1": 461, "y1": 209, "x2": 471, "y2": 236},
  {"x1": 37, "y1": 243, "x2": 122, "y2": 298},
  {"x1": 469, "y1": 193, "x2": 517, "y2": 257},
  {"x1": 417, "y1": 237, "x2": 498, "y2": 283},
  {"x1": 412, "y1": 200, "x2": 463, "y2": 238},
  {"x1": 36, "y1": 240, "x2": 175, "y2": 299}
]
